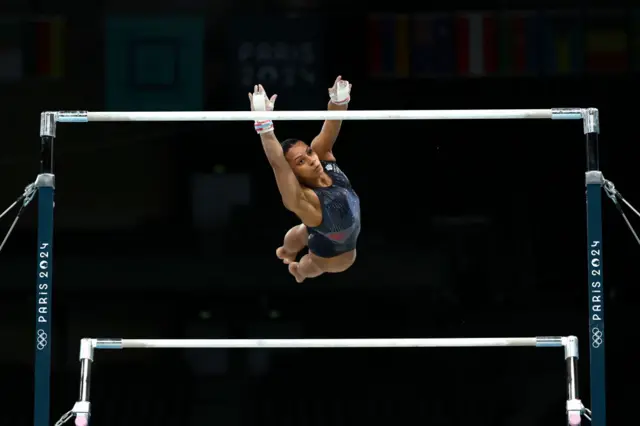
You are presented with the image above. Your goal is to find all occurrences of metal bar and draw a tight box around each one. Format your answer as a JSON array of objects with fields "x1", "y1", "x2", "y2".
[
  {"x1": 88, "y1": 337, "x2": 557, "y2": 349},
  {"x1": 49, "y1": 109, "x2": 575, "y2": 123}
]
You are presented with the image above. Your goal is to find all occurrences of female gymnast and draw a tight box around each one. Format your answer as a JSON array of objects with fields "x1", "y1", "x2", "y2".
[{"x1": 249, "y1": 76, "x2": 360, "y2": 283}]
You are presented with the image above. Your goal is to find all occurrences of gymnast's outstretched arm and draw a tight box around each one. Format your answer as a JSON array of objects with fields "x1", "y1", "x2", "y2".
[
  {"x1": 249, "y1": 85, "x2": 318, "y2": 221},
  {"x1": 310, "y1": 76, "x2": 352, "y2": 161},
  {"x1": 259, "y1": 132, "x2": 311, "y2": 213}
]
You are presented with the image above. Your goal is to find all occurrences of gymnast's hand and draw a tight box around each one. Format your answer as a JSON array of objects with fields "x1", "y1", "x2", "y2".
[
  {"x1": 248, "y1": 84, "x2": 277, "y2": 111},
  {"x1": 249, "y1": 84, "x2": 277, "y2": 134},
  {"x1": 328, "y1": 76, "x2": 351, "y2": 105}
]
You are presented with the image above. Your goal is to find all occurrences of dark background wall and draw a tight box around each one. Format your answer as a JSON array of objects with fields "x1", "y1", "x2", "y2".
[{"x1": 0, "y1": 0, "x2": 637, "y2": 425}]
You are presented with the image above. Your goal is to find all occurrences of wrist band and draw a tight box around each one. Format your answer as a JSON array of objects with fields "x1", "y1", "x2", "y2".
[
  {"x1": 255, "y1": 120, "x2": 274, "y2": 134},
  {"x1": 331, "y1": 96, "x2": 350, "y2": 106}
]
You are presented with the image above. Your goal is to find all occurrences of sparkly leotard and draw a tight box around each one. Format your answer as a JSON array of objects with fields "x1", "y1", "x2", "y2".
[{"x1": 306, "y1": 161, "x2": 361, "y2": 258}]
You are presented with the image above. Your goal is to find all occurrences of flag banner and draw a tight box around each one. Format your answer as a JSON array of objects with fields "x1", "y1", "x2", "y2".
[
  {"x1": 455, "y1": 12, "x2": 497, "y2": 77},
  {"x1": 539, "y1": 10, "x2": 584, "y2": 76},
  {"x1": 584, "y1": 10, "x2": 629, "y2": 74},
  {"x1": 412, "y1": 13, "x2": 455, "y2": 78},
  {"x1": 23, "y1": 16, "x2": 65, "y2": 79},
  {"x1": 1, "y1": 17, "x2": 66, "y2": 81},
  {"x1": 0, "y1": 19, "x2": 21, "y2": 81},
  {"x1": 105, "y1": 16, "x2": 204, "y2": 111},
  {"x1": 633, "y1": 9, "x2": 640, "y2": 72},
  {"x1": 497, "y1": 11, "x2": 541, "y2": 76},
  {"x1": 367, "y1": 14, "x2": 410, "y2": 78}
]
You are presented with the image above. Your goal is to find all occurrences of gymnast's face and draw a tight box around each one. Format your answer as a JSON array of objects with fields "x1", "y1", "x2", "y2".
[{"x1": 284, "y1": 141, "x2": 323, "y2": 183}]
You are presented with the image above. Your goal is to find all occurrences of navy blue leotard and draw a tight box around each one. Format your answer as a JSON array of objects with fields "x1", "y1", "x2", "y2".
[{"x1": 306, "y1": 160, "x2": 361, "y2": 258}]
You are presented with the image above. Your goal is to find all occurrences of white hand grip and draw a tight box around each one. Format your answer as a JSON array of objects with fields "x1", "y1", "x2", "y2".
[
  {"x1": 252, "y1": 93, "x2": 267, "y2": 111},
  {"x1": 335, "y1": 81, "x2": 350, "y2": 102}
]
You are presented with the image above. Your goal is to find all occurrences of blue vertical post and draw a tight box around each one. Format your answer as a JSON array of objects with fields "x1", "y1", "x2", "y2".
[
  {"x1": 34, "y1": 112, "x2": 56, "y2": 426},
  {"x1": 584, "y1": 108, "x2": 606, "y2": 426}
]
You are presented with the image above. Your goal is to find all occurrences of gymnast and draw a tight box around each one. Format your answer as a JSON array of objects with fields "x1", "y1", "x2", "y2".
[{"x1": 249, "y1": 76, "x2": 360, "y2": 283}]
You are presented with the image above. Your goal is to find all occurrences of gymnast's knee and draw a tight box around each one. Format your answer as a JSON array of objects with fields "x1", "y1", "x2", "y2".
[{"x1": 286, "y1": 224, "x2": 308, "y2": 244}]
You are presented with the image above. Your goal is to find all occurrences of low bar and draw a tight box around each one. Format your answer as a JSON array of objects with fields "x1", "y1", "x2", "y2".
[
  {"x1": 67, "y1": 335, "x2": 581, "y2": 426},
  {"x1": 50, "y1": 109, "x2": 574, "y2": 123},
  {"x1": 88, "y1": 337, "x2": 558, "y2": 349}
]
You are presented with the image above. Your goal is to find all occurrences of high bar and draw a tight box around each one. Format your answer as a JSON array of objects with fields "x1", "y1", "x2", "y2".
[
  {"x1": 51, "y1": 108, "x2": 585, "y2": 123},
  {"x1": 88, "y1": 337, "x2": 568, "y2": 349}
]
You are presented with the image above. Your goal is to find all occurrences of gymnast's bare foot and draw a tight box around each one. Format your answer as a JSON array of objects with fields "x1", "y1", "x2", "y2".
[
  {"x1": 276, "y1": 246, "x2": 297, "y2": 264},
  {"x1": 288, "y1": 262, "x2": 305, "y2": 283}
]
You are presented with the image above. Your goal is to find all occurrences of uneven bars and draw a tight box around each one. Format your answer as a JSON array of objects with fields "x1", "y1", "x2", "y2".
[
  {"x1": 50, "y1": 108, "x2": 585, "y2": 123},
  {"x1": 68, "y1": 336, "x2": 584, "y2": 426},
  {"x1": 86, "y1": 337, "x2": 569, "y2": 349}
]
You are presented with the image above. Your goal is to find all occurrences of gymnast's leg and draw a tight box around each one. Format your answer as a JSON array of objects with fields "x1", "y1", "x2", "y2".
[
  {"x1": 288, "y1": 254, "x2": 324, "y2": 283},
  {"x1": 276, "y1": 225, "x2": 324, "y2": 283},
  {"x1": 288, "y1": 250, "x2": 356, "y2": 283},
  {"x1": 276, "y1": 224, "x2": 308, "y2": 264}
]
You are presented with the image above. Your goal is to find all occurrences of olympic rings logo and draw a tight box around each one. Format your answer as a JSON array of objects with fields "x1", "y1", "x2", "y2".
[
  {"x1": 591, "y1": 327, "x2": 603, "y2": 348},
  {"x1": 36, "y1": 329, "x2": 48, "y2": 351}
]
